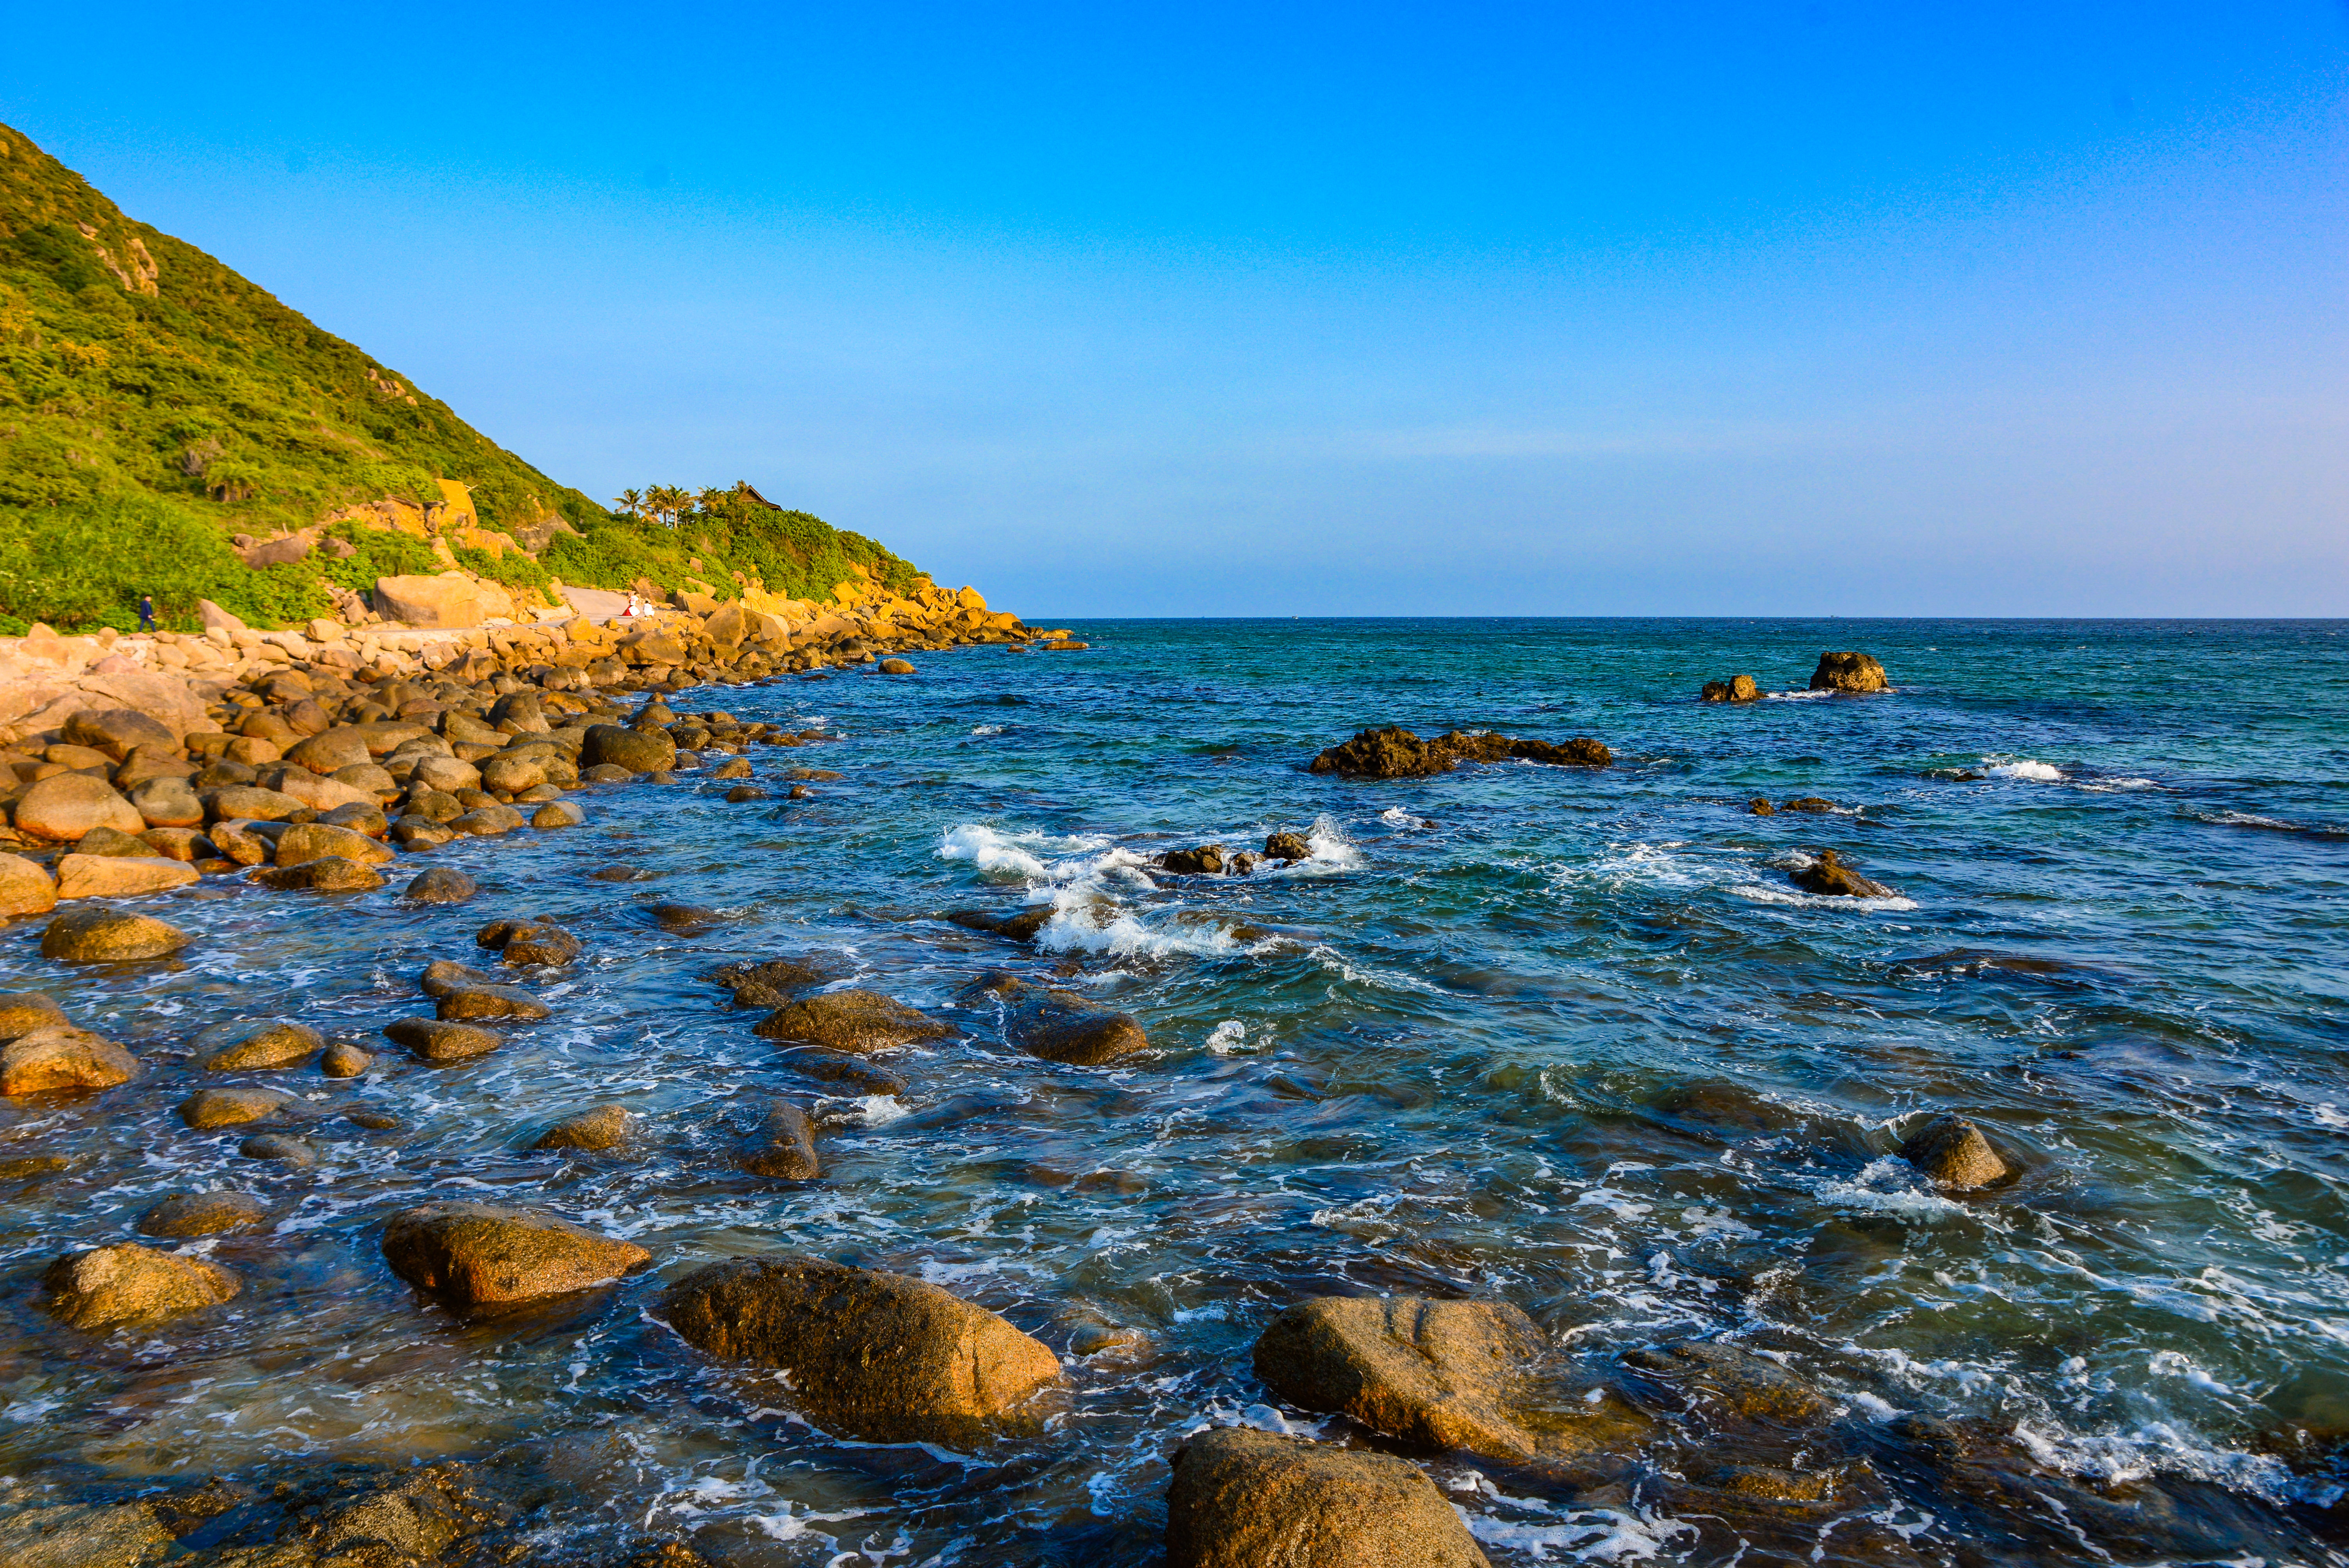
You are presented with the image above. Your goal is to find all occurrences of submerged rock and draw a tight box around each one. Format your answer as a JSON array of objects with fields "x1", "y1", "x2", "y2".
[
  {"x1": 435, "y1": 984, "x2": 552, "y2": 1022},
  {"x1": 1165, "y1": 1428, "x2": 1488, "y2": 1568},
  {"x1": 405, "y1": 867, "x2": 479, "y2": 904},
  {"x1": 239, "y1": 1132, "x2": 318, "y2": 1165},
  {"x1": 1310, "y1": 727, "x2": 1611, "y2": 778},
  {"x1": 250, "y1": 856, "x2": 385, "y2": 892},
  {"x1": 1254, "y1": 1295, "x2": 1647, "y2": 1464},
  {"x1": 535, "y1": 1105, "x2": 633, "y2": 1151},
  {"x1": 1789, "y1": 850, "x2": 1893, "y2": 898},
  {"x1": 753, "y1": 989, "x2": 952, "y2": 1053},
  {"x1": 1899, "y1": 1113, "x2": 2013, "y2": 1190},
  {"x1": 1622, "y1": 1341, "x2": 1832, "y2": 1425},
  {"x1": 320, "y1": 1041, "x2": 374, "y2": 1078},
  {"x1": 0, "y1": 1026, "x2": 138, "y2": 1095},
  {"x1": 1748, "y1": 797, "x2": 1775, "y2": 816},
  {"x1": 0, "y1": 1501, "x2": 171, "y2": 1568},
  {"x1": 709, "y1": 956, "x2": 829, "y2": 1007},
  {"x1": 43, "y1": 1243, "x2": 239, "y2": 1330},
  {"x1": 476, "y1": 918, "x2": 581, "y2": 966},
  {"x1": 201, "y1": 1021, "x2": 323, "y2": 1071},
  {"x1": 738, "y1": 1098, "x2": 820, "y2": 1178},
  {"x1": 775, "y1": 1048, "x2": 909, "y2": 1096},
  {"x1": 383, "y1": 1201, "x2": 651, "y2": 1310},
  {"x1": 971, "y1": 974, "x2": 1148, "y2": 1066},
  {"x1": 179, "y1": 1085, "x2": 295, "y2": 1129},
  {"x1": 945, "y1": 906, "x2": 1055, "y2": 943},
  {"x1": 39, "y1": 908, "x2": 189, "y2": 962},
  {"x1": 139, "y1": 1191, "x2": 269, "y2": 1238},
  {"x1": 660, "y1": 1254, "x2": 1060, "y2": 1443},
  {"x1": 420, "y1": 958, "x2": 497, "y2": 997},
  {"x1": 1159, "y1": 845, "x2": 1227, "y2": 875},
  {"x1": 384, "y1": 1017, "x2": 502, "y2": 1065},
  {"x1": 1809, "y1": 650, "x2": 1890, "y2": 693}
]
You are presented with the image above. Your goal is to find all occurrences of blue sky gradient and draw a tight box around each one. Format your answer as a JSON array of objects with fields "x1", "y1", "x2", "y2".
[{"x1": 5, "y1": 2, "x2": 2344, "y2": 614}]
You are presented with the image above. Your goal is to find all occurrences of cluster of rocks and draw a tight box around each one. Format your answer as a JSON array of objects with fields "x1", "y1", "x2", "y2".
[
  {"x1": 1154, "y1": 830, "x2": 1314, "y2": 878},
  {"x1": 1309, "y1": 727, "x2": 1613, "y2": 778},
  {"x1": 1700, "y1": 649, "x2": 1892, "y2": 702}
]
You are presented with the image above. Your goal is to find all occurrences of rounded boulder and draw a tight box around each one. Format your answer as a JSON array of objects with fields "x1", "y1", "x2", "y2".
[
  {"x1": 381, "y1": 1200, "x2": 651, "y2": 1309},
  {"x1": 13, "y1": 773, "x2": 144, "y2": 843}
]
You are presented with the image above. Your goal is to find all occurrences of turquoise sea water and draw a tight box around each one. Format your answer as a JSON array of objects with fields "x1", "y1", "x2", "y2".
[{"x1": 2, "y1": 617, "x2": 2345, "y2": 1564}]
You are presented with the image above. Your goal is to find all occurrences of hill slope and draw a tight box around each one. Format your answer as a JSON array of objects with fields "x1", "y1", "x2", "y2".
[{"x1": 0, "y1": 122, "x2": 923, "y2": 632}]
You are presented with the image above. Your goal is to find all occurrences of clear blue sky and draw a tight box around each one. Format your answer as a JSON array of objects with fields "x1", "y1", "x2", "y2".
[{"x1": 6, "y1": 2, "x2": 2345, "y2": 615}]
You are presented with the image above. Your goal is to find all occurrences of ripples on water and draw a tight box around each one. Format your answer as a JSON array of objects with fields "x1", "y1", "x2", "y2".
[{"x1": 1, "y1": 618, "x2": 2344, "y2": 1564}]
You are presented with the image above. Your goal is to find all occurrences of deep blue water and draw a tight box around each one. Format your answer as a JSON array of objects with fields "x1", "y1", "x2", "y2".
[{"x1": 2, "y1": 617, "x2": 2344, "y2": 1564}]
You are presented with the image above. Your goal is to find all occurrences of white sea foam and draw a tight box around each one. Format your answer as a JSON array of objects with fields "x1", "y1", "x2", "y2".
[
  {"x1": 937, "y1": 824, "x2": 1136, "y2": 887},
  {"x1": 1460, "y1": 1501, "x2": 1697, "y2": 1562},
  {"x1": 1809, "y1": 1156, "x2": 1969, "y2": 1222},
  {"x1": 1206, "y1": 1020, "x2": 1251, "y2": 1055},
  {"x1": 969, "y1": 723, "x2": 1004, "y2": 736},
  {"x1": 1034, "y1": 905, "x2": 1269, "y2": 959},
  {"x1": 2011, "y1": 1418, "x2": 2338, "y2": 1507},
  {"x1": 1731, "y1": 882, "x2": 1919, "y2": 913},
  {"x1": 1764, "y1": 688, "x2": 1836, "y2": 701},
  {"x1": 1985, "y1": 758, "x2": 2065, "y2": 782},
  {"x1": 1299, "y1": 814, "x2": 1365, "y2": 871}
]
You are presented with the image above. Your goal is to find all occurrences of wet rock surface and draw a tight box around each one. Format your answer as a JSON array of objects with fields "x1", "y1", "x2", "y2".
[
  {"x1": 1810, "y1": 649, "x2": 1891, "y2": 692},
  {"x1": 660, "y1": 1255, "x2": 1060, "y2": 1443},
  {"x1": 752, "y1": 988, "x2": 953, "y2": 1052},
  {"x1": 972, "y1": 973, "x2": 1150, "y2": 1065},
  {"x1": 1166, "y1": 1427, "x2": 1491, "y2": 1568},
  {"x1": 1789, "y1": 848, "x2": 1894, "y2": 898},
  {"x1": 381, "y1": 1201, "x2": 652, "y2": 1310},
  {"x1": 1310, "y1": 726, "x2": 1611, "y2": 777},
  {"x1": 43, "y1": 1243, "x2": 240, "y2": 1329}
]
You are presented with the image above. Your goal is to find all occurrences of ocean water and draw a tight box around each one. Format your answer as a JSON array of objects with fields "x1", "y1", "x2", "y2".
[{"x1": 1, "y1": 617, "x2": 2344, "y2": 1564}]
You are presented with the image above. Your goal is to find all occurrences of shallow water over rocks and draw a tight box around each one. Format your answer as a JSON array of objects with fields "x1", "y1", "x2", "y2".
[{"x1": 0, "y1": 617, "x2": 2344, "y2": 1565}]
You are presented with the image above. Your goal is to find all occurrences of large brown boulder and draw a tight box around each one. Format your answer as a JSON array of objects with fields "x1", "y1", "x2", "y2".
[
  {"x1": 42, "y1": 1243, "x2": 239, "y2": 1330},
  {"x1": 972, "y1": 975, "x2": 1148, "y2": 1065},
  {"x1": 385, "y1": 1017, "x2": 501, "y2": 1065},
  {"x1": 249, "y1": 857, "x2": 386, "y2": 893},
  {"x1": 283, "y1": 727, "x2": 373, "y2": 775},
  {"x1": 581, "y1": 723, "x2": 677, "y2": 774},
  {"x1": 127, "y1": 775, "x2": 205, "y2": 828},
  {"x1": 661, "y1": 1255, "x2": 1060, "y2": 1443},
  {"x1": 202, "y1": 785, "x2": 309, "y2": 822},
  {"x1": 1166, "y1": 1428, "x2": 1488, "y2": 1568},
  {"x1": 535, "y1": 1105, "x2": 633, "y2": 1151},
  {"x1": 275, "y1": 822, "x2": 395, "y2": 866},
  {"x1": 39, "y1": 908, "x2": 189, "y2": 962},
  {"x1": 474, "y1": 918, "x2": 581, "y2": 965},
  {"x1": 53, "y1": 853, "x2": 200, "y2": 900},
  {"x1": 201, "y1": 1021, "x2": 323, "y2": 1071},
  {"x1": 0, "y1": 1026, "x2": 138, "y2": 1095},
  {"x1": 139, "y1": 1191, "x2": 270, "y2": 1237},
  {"x1": 1809, "y1": 650, "x2": 1889, "y2": 693},
  {"x1": 752, "y1": 989, "x2": 952, "y2": 1053},
  {"x1": 1899, "y1": 1113, "x2": 2013, "y2": 1190},
  {"x1": 1255, "y1": 1295, "x2": 1647, "y2": 1465},
  {"x1": 0, "y1": 992, "x2": 67, "y2": 1041},
  {"x1": 62, "y1": 706, "x2": 176, "y2": 761},
  {"x1": 260, "y1": 766, "x2": 378, "y2": 814},
  {"x1": 178, "y1": 1085, "x2": 296, "y2": 1129},
  {"x1": 12, "y1": 773, "x2": 144, "y2": 841},
  {"x1": 381, "y1": 1200, "x2": 651, "y2": 1309},
  {"x1": 0, "y1": 854, "x2": 57, "y2": 917},
  {"x1": 738, "y1": 1098, "x2": 819, "y2": 1178},
  {"x1": 1309, "y1": 727, "x2": 1611, "y2": 777},
  {"x1": 435, "y1": 984, "x2": 551, "y2": 1022},
  {"x1": 374, "y1": 572, "x2": 486, "y2": 629}
]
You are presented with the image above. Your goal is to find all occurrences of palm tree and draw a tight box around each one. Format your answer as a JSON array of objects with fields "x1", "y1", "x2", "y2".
[{"x1": 614, "y1": 487, "x2": 643, "y2": 519}]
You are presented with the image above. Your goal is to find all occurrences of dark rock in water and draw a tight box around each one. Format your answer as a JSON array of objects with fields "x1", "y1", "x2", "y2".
[
  {"x1": 321, "y1": 1041, "x2": 373, "y2": 1078},
  {"x1": 970, "y1": 973, "x2": 1148, "y2": 1065},
  {"x1": 1809, "y1": 650, "x2": 1889, "y2": 693},
  {"x1": 42, "y1": 1243, "x2": 239, "y2": 1329},
  {"x1": 1702, "y1": 680, "x2": 1732, "y2": 702},
  {"x1": 251, "y1": 856, "x2": 384, "y2": 892},
  {"x1": 405, "y1": 867, "x2": 479, "y2": 904},
  {"x1": 1254, "y1": 1294, "x2": 1648, "y2": 1465},
  {"x1": 1899, "y1": 1113, "x2": 2012, "y2": 1190},
  {"x1": 788, "y1": 784, "x2": 813, "y2": 799},
  {"x1": 419, "y1": 958, "x2": 497, "y2": 997},
  {"x1": 1159, "y1": 845, "x2": 1226, "y2": 875},
  {"x1": 946, "y1": 907, "x2": 1055, "y2": 942},
  {"x1": 0, "y1": 991, "x2": 67, "y2": 1042},
  {"x1": 385, "y1": 1017, "x2": 502, "y2": 1065},
  {"x1": 724, "y1": 784, "x2": 768, "y2": 802},
  {"x1": 1711, "y1": 1464, "x2": 1838, "y2": 1502},
  {"x1": 1702, "y1": 676, "x2": 1759, "y2": 702},
  {"x1": 1623, "y1": 1341, "x2": 1831, "y2": 1425},
  {"x1": 711, "y1": 757, "x2": 753, "y2": 780},
  {"x1": 660, "y1": 1254, "x2": 1060, "y2": 1443},
  {"x1": 1309, "y1": 726, "x2": 1611, "y2": 777},
  {"x1": 1789, "y1": 850, "x2": 1892, "y2": 898},
  {"x1": 1166, "y1": 1428, "x2": 1489, "y2": 1568},
  {"x1": 710, "y1": 957, "x2": 828, "y2": 1008},
  {"x1": 775, "y1": 1048, "x2": 909, "y2": 1097},
  {"x1": 1781, "y1": 796, "x2": 1838, "y2": 814},
  {"x1": 590, "y1": 862, "x2": 652, "y2": 881},
  {"x1": 139, "y1": 1191, "x2": 268, "y2": 1238},
  {"x1": 40, "y1": 907, "x2": 189, "y2": 962},
  {"x1": 382, "y1": 1200, "x2": 651, "y2": 1309},
  {"x1": 648, "y1": 902, "x2": 725, "y2": 933},
  {"x1": 476, "y1": 918, "x2": 581, "y2": 966},
  {"x1": 535, "y1": 1105, "x2": 633, "y2": 1151},
  {"x1": 179, "y1": 1085, "x2": 295, "y2": 1129},
  {"x1": 201, "y1": 1021, "x2": 322, "y2": 1071},
  {"x1": 0, "y1": 1026, "x2": 140, "y2": 1095},
  {"x1": 1264, "y1": 831, "x2": 1312, "y2": 862},
  {"x1": 436, "y1": 984, "x2": 551, "y2": 1023},
  {"x1": 738, "y1": 1098, "x2": 820, "y2": 1179},
  {"x1": 754, "y1": 989, "x2": 952, "y2": 1053},
  {"x1": 1748, "y1": 798, "x2": 1775, "y2": 816},
  {"x1": 240, "y1": 1132, "x2": 318, "y2": 1165},
  {"x1": 580, "y1": 763, "x2": 634, "y2": 784},
  {"x1": 346, "y1": 1109, "x2": 405, "y2": 1131}
]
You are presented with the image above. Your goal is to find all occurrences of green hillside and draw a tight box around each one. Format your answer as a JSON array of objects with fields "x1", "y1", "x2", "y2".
[{"x1": 0, "y1": 121, "x2": 921, "y2": 633}]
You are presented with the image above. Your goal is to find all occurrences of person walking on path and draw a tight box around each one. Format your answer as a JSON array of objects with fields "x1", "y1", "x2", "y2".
[{"x1": 137, "y1": 593, "x2": 156, "y2": 632}]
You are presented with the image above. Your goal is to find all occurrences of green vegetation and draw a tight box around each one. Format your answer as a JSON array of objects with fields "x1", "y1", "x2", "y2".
[
  {"x1": 558, "y1": 482, "x2": 921, "y2": 603},
  {"x1": 0, "y1": 121, "x2": 932, "y2": 633}
]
